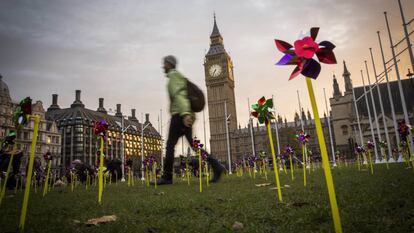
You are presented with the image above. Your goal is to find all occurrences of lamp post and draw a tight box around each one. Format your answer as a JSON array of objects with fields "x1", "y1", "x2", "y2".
[
  {"x1": 115, "y1": 116, "x2": 136, "y2": 182},
  {"x1": 323, "y1": 88, "x2": 337, "y2": 167},
  {"x1": 224, "y1": 101, "x2": 232, "y2": 174},
  {"x1": 141, "y1": 113, "x2": 151, "y2": 180}
]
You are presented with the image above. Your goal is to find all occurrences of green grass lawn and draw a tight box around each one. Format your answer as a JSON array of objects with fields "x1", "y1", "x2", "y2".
[{"x1": 1, "y1": 163, "x2": 414, "y2": 233}]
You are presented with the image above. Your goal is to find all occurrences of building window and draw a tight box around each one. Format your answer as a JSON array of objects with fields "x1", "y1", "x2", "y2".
[{"x1": 341, "y1": 125, "x2": 348, "y2": 136}]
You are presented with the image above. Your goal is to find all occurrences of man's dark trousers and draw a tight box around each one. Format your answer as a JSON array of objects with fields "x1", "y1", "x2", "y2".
[{"x1": 163, "y1": 114, "x2": 221, "y2": 180}]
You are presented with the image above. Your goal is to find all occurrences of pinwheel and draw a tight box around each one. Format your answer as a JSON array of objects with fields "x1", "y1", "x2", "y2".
[
  {"x1": 295, "y1": 130, "x2": 310, "y2": 187},
  {"x1": 366, "y1": 141, "x2": 375, "y2": 150},
  {"x1": 42, "y1": 152, "x2": 52, "y2": 197},
  {"x1": 1, "y1": 131, "x2": 16, "y2": 151},
  {"x1": 285, "y1": 144, "x2": 294, "y2": 155},
  {"x1": 398, "y1": 120, "x2": 413, "y2": 166},
  {"x1": 251, "y1": 97, "x2": 275, "y2": 125},
  {"x1": 274, "y1": 28, "x2": 341, "y2": 233},
  {"x1": 94, "y1": 120, "x2": 109, "y2": 139},
  {"x1": 378, "y1": 141, "x2": 387, "y2": 149},
  {"x1": 365, "y1": 141, "x2": 375, "y2": 175},
  {"x1": 251, "y1": 96, "x2": 282, "y2": 202},
  {"x1": 284, "y1": 144, "x2": 295, "y2": 181},
  {"x1": 93, "y1": 120, "x2": 108, "y2": 205},
  {"x1": 0, "y1": 131, "x2": 18, "y2": 206},
  {"x1": 13, "y1": 97, "x2": 32, "y2": 129},
  {"x1": 275, "y1": 28, "x2": 336, "y2": 80},
  {"x1": 355, "y1": 145, "x2": 365, "y2": 154},
  {"x1": 296, "y1": 130, "x2": 310, "y2": 144},
  {"x1": 192, "y1": 137, "x2": 204, "y2": 193}
]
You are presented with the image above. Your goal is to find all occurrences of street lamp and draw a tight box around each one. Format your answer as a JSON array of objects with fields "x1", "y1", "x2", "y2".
[
  {"x1": 141, "y1": 113, "x2": 151, "y2": 181},
  {"x1": 115, "y1": 117, "x2": 136, "y2": 182},
  {"x1": 224, "y1": 101, "x2": 232, "y2": 174}
]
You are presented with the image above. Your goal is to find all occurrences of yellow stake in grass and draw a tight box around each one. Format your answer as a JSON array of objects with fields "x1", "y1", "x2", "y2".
[
  {"x1": 302, "y1": 144, "x2": 307, "y2": 187},
  {"x1": 19, "y1": 115, "x2": 40, "y2": 231},
  {"x1": 98, "y1": 137, "x2": 104, "y2": 204},
  {"x1": 198, "y1": 149, "x2": 202, "y2": 193},
  {"x1": 289, "y1": 154, "x2": 295, "y2": 181},
  {"x1": 0, "y1": 143, "x2": 17, "y2": 206},
  {"x1": 306, "y1": 78, "x2": 342, "y2": 233},
  {"x1": 367, "y1": 150, "x2": 374, "y2": 175},
  {"x1": 267, "y1": 123, "x2": 283, "y2": 202},
  {"x1": 42, "y1": 160, "x2": 52, "y2": 197},
  {"x1": 186, "y1": 161, "x2": 190, "y2": 186}
]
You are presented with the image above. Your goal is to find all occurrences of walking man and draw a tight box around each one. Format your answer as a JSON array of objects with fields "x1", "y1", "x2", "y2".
[{"x1": 154, "y1": 55, "x2": 224, "y2": 185}]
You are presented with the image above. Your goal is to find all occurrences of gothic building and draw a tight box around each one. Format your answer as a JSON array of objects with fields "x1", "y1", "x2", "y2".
[
  {"x1": 330, "y1": 61, "x2": 414, "y2": 158},
  {"x1": 204, "y1": 17, "x2": 333, "y2": 166}
]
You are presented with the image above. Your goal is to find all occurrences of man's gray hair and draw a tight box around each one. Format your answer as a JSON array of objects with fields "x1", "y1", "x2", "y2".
[{"x1": 164, "y1": 55, "x2": 177, "y2": 67}]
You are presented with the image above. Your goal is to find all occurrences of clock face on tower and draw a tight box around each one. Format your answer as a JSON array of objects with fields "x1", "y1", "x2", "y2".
[{"x1": 209, "y1": 64, "x2": 222, "y2": 77}]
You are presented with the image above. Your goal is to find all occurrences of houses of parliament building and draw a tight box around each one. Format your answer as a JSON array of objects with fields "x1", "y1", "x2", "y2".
[{"x1": 203, "y1": 16, "x2": 413, "y2": 165}]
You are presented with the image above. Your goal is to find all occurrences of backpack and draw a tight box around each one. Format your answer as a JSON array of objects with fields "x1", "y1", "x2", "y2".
[{"x1": 186, "y1": 78, "x2": 205, "y2": 112}]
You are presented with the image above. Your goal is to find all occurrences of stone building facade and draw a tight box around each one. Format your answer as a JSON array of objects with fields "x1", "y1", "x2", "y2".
[
  {"x1": 330, "y1": 61, "x2": 414, "y2": 158},
  {"x1": 0, "y1": 75, "x2": 62, "y2": 174},
  {"x1": 45, "y1": 90, "x2": 161, "y2": 174}
]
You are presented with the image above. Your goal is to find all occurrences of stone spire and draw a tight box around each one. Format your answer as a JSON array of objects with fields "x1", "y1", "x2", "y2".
[
  {"x1": 210, "y1": 13, "x2": 221, "y2": 38},
  {"x1": 343, "y1": 60, "x2": 353, "y2": 94},
  {"x1": 333, "y1": 74, "x2": 341, "y2": 98}
]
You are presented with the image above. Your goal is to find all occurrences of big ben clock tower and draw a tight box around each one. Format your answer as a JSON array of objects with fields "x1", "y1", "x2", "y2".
[{"x1": 204, "y1": 15, "x2": 238, "y2": 163}]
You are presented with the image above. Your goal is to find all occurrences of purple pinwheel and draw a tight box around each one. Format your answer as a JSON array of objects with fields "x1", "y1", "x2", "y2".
[
  {"x1": 275, "y1": 27, "x2": 337, "y2": 80},
  {"x1": 285, "y1": 144, "x2": 294, "y2": 155},
  {"x1": 355, "y1": 145, "x2": 365, "y2": 154},
  {"x1": 295, "y1": 130, "x2": 310, "y2": 144},
  {"x1": 366, "y1": 141, "x2": 375, "y2": 150}
]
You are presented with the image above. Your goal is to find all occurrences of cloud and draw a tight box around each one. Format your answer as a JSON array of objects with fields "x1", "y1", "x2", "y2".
[{"x1": 1, "y1": 0, "x2": 413, "y2": 152}]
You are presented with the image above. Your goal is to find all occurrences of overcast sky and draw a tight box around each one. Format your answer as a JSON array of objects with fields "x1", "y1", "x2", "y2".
[{"x1": 1, "y1": 0, "x2": 413, "y2": 152}]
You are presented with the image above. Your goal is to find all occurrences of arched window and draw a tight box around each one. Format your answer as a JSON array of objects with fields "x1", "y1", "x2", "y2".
[{"x1": 341, "y1": 125, "x2": 348, "y2": 135}]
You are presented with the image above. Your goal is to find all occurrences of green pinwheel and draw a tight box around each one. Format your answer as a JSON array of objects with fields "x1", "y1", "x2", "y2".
[
  {"x1": 251, "y1": 97, "x2": 275, "y2": 125},
  {"x1": 13, "y1": 97, "x2": 32, "y2": 129}
]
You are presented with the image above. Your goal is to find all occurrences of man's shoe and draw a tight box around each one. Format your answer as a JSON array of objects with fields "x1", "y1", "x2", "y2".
[
  {"x1": 150, "y1": 177, "x2": 172, "y2": 185},
  {"x1": 210, "y1": 164, "x2": 224, "y2": 183}
]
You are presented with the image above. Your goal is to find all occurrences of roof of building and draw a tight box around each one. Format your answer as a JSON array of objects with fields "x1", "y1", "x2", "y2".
[
  {"x1": 46, "y1": 107, "x2": 160, "y2": 138},
  {"x1": 354, "y1": 78, "x2": 414, "y2": 118}
]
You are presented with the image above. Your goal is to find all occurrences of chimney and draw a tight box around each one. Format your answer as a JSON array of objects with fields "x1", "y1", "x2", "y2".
[
  {"x1": 128, "y1": 109, "x2": 138, "y2": 122},
  {"x1": 145, "y1": 113, "x2": 150, "y2": 123},
  {"x1": 47, "y1": 94, "x2": 60, "y2": 111},
  {"x1": 97, "y1": 98, "x2": 107, "y2": 114},
  {"x1": 53, "y1": 94, "x2": 58, "y2": 105},
  {"x1": 70, "y1": 90, "x2": 85, "y2": 108},
  {"x1": 115, "y1": 104, "x2": 123, "y2": 118}
]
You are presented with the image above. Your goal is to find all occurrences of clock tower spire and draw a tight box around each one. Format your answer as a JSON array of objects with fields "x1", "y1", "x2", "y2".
[{"x1": 204, "y1": 14, "x2": 238, "y2": 164}]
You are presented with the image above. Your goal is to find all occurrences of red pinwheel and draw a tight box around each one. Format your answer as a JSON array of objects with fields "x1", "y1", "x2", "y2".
[
  {"x1": 366, "y1": 141, "x2": 375, "y2": 150},
  {"x1": 275, "y1": 27, "x2": 337, "y2": 80},
  {"x1": 13, "y1": 97, "x2": 32, "y2": 129},
  {"x1": 43, "y1": 152, "x2": 52, "y2": 161},
  {"x1": 192, "y1": 137, "x2": 203, "y2": 149},
  {"x1": 94, "y1": 120, "x2": 108, "y2": 138},
  {"x1": 398, "y1": 120, "x2": 411, "y2": 141}
]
